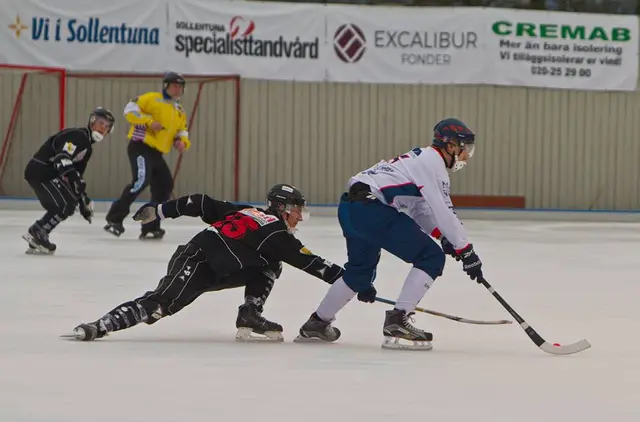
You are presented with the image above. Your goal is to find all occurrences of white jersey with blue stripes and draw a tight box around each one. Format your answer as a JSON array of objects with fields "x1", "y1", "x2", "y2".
[{"x1": 349, "y1": 146, "x2": 469, "y2": 250}]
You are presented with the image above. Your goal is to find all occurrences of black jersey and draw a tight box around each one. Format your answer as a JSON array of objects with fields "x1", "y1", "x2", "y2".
[
  {"x1": 159, "y1": 194, "x2": 343, "y2": 283},
  {"x1": 26, "y1": 127, "x2": 94, "y2": 183}
]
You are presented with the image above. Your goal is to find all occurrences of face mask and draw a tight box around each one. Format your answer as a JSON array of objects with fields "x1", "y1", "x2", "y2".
[{"x1": 452, "y1": 143, "x2": 475, "y2": 172}]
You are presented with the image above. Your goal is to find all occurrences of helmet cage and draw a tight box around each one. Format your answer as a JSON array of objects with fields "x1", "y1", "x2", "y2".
[
  {"x1": 432, "y1": 119, "x2": 476, "y2": 171},
  {"x1": 88, "y1": 108, "x2": 115, "y2": 142}
]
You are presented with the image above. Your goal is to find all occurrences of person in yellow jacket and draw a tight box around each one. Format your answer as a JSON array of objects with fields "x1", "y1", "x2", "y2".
[{"x1": 105, "y1": 72, "x2": 192, "y2": 240}]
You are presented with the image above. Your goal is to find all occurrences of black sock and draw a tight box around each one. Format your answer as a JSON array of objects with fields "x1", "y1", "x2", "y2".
[
  {"x1": 99, "y1": 301, "x2": 151, "y2": 333},
  {"x1": 36, "y1": 212, "x2": 64, "y2": 234},
  {"x1": 244, "y1": 276, "x2": 275, "y2": 306}
]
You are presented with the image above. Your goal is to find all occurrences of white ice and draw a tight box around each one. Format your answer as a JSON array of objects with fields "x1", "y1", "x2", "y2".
[{"x1": 0, "y1": 209, "x2": 638, "y2": 422}]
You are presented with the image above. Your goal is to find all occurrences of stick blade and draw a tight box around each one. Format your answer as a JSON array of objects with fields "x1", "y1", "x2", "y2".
[{"x1": 540, "y1": 339, "x2": 591, "y2": 355}]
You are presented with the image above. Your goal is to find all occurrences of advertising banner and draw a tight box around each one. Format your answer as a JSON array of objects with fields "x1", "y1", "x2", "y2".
[
  {"x1": 0, "y1": 0, "x2": 637, "y2": 91},
  {"x1": 0, "y1": 0, "x2": 167, "y2": 72},
  {"x1": 168, "y1": 0, "x2": 327, "y2": 81},
  {"x1": 487, "y1": 9, "x2": 639, "y2": 91},
  {"x1": 325, "y1": 5, "x2": 489, "y2": 85},
  {"x1": 325, "y1": 5, "x2": 638, "y2": 91}
]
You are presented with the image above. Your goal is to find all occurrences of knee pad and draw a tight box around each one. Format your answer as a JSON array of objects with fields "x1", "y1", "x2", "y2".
[{"x1": 413, "y1": 246, "x2": 445, "y2": 280}]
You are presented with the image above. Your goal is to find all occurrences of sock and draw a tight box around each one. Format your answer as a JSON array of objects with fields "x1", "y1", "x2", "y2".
[
  {"x1": 36, "y1": 212, "x2": 64, "y2": 234},
  {"x1": 316, "y1": 278, "x2": 356, "y2": 322},
  {"x1": 244, "y1": 275, "x2": 275, "y2": 307},
  {"x1": 99, "y1": 301, "x2": 150, "y2": 333},
  {"x1": 395, "y1": 267, "x2": 434, "y2": 313}
]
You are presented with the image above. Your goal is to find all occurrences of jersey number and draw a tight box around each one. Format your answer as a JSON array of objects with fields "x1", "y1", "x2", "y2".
[
  {"x1": 212, "y1": 214, "x2": 260, "y2": 240},
  {"x1": 389, "y1": 147, "x2": 422, "y2": 163}
]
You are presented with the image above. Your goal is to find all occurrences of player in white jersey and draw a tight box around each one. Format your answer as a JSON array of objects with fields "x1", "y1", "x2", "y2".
[{"x1": 295, "y1": 118, "x2": 482, "y2": 350}]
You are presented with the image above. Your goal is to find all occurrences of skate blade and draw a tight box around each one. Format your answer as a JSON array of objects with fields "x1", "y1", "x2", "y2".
[
  {"x1": 22, "y1": 233, "x2": 36, "y2": 245},
  {"x1": 60, "y1": 334, "x2": 78, "y2": 340},
  {"x1": 22, "y1": 234, "x2": 52, "y2": 254},
  {"x1": 293, "y1": 334, "x2": 337, "y2": 343},
  {"x1": 25, "y1": 247, "x2": 54, "y2": 255},
  {"x1": 23, "y1": 235, "x2": 54, "y2": 255},
  {"x1": 293, "y1": 334, "x2": 320, "y2": 343},
  {"x1": 104, "y1": 227, "x2": 122, "y2": 237},
  {"x1": 382, "y1": 336, "x2": 433, "y2": 351},
  {"x1": 235, "y1": 327, "x2": 283, "y2": 342},
  {"x1": 59, "y1": 332, "x2": 83, "y2": 341}
]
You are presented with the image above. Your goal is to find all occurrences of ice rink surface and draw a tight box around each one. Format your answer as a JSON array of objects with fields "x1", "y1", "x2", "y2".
[{"x1": 0, "y1": 209, "x2": 638, "y2": 422}]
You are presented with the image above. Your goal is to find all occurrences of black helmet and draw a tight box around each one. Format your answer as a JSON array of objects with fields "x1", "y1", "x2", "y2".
[
  {"x1": 266, "y1": 184, "x2": 306, "y2": 214},
  {"x1": 88, "y1": 107, "x2": 115, "y2": 142},
  {"x1": 163, "y1": 71, "x2": 185, "y2": 87}
]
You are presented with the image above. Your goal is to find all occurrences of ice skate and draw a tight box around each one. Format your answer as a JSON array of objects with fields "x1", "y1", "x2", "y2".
[
  {"x1": 235, "y1": 297, "x2": 283, "y2": 342},
  {"x1": 382, "y1": 309, "x2": 433, "y2": 351},
  {"x1": 60, "y1": 320, "x2": 108, "y2": 341},
  {"x1": 104, "y1": 221, "x2": 125, "y2": 237},
  {"x1": 294, "y1": 312, "x2": 341, "y2": 343},
  {"x1": 139, "y1": 227, "x2": 165, "y2": 241},
  {"x1": 22, "y1": 224, "x2": 56, "y2": 255}
]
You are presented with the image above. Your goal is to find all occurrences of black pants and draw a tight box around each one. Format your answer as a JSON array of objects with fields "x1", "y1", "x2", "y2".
[
  {"x1": 26, "y1": 169, "x2": 78, "y2": 234},
  {"x1": 106, "y1": 141, "x2": 173, "y2": 227},
  {"x1": 98, "y1": 243, "x2": 277, "y2": 333}
]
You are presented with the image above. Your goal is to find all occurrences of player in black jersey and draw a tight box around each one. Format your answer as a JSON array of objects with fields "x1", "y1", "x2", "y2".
[
  {"x1": 23, "y1": 107, "x2": 115, "y2": 254},
  {"x1": 63, "y1": 184, "x2": 346, "y2": 343}
]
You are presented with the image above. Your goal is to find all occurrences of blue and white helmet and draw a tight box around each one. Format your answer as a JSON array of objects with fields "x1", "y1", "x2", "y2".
[{"x1": 432, "y1": 118, "x2": 476, "y2": 171}]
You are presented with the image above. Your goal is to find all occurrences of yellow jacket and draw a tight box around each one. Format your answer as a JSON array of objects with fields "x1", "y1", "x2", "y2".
[{"x1": 123, "y1": 92, "x2": 192, "y2": 154}]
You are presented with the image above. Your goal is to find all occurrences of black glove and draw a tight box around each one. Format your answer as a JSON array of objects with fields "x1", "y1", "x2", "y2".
[
  {"x1": 458, "y1": 243, "x2": 483, "y2": 282},
  {"x1": 357, "y1": 285, "x2": 377, "y2": 303},
  {"x1": 78, "y1": 194, "x2": 93, "y2": 223},
  {"x1": 323, "y1": 263, "x2": 344, "y2": 285},
  {"x1": 133, "y1": 202, "x2": 159, "y2": 225},
  {"x1": 72, "y1": 178, "x2": 87, "y2": 196},
  {"x1": 441, "y1": 237, "x2": 460, "y2": 261}
]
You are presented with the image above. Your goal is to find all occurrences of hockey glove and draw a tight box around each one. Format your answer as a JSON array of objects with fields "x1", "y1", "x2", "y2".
[
  {"x1": 357, "y1": 285, "x2": 377, "y2": 303},
  {"x1": 78, "y1": 194, "x2": 94, "y2": 223},
  {"x1": 323, "y1": 263, "x2": 344, "y2": 285},
  {"x1": 72, "y1": 178, "x2": 87, "y2": 196},
  {"x1": 133, "y1": 202, "x2": 160, "y2": 225},
  {"x1": 312, "y1": 260, "x2": 343, "y2": 285},
  {"x1": 458, "y1": 244, "x2": 483, "y2": 282},
  {"x1": 441, "y1": 237, "x2": 460, "y2": 261}
]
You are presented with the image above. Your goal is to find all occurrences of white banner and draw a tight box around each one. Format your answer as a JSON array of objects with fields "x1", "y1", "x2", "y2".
[
  {"x1": 325, "y1": 5, "x2": 489, "y2": 85},
  {"x1": 487, "y1": 9, "x2": 639, "y2": 91},
  {"x1": 0, "y1": 0, "x2": 167, "y2": 72},
  {"x1": 168, "y1": 0, "x2": 326, "y2": 81},
  {"x1": 0, "y1": 0, "x2": 637, "y2": 91}
]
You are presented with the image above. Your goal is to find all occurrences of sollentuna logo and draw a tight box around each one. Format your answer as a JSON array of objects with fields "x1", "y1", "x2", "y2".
[
  {"x1": 174, "y1": 16, "x2": 319, "y2": 59},
  {"x1": 334, "y1": 23, "x2": 366, "y2": 63}
]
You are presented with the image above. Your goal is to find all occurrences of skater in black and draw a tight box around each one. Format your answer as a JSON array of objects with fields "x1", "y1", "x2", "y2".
[
  {"x1": 22, "y1": 107, "x2": 115, "y2": 254},
  {"x1": 65, "y1": 184, "x2": 345, "y2": 342}
]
